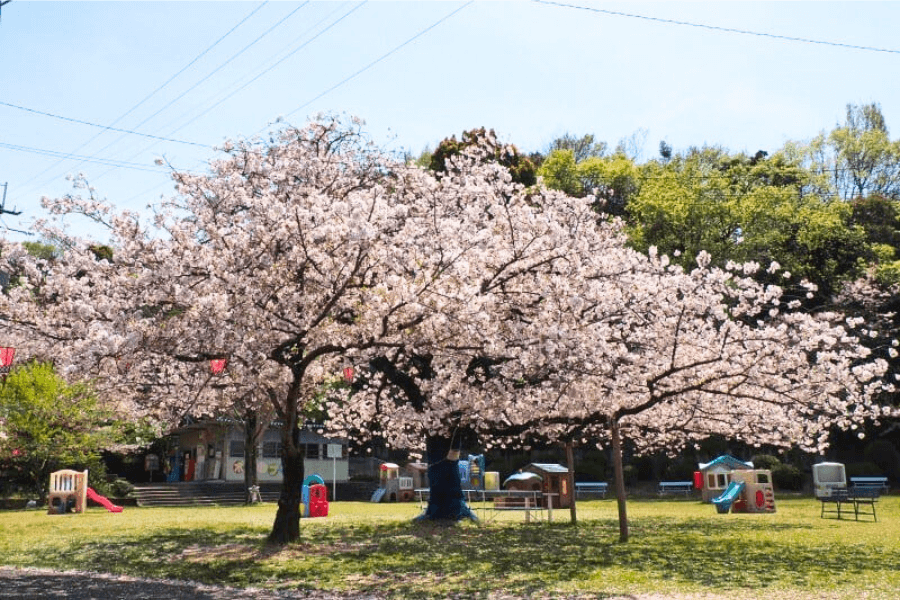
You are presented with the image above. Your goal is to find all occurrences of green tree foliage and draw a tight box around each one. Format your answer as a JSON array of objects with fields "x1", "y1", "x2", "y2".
[
  {"x1": 428, "y1": 127, "x2": 537, "y2": 187},
  {"x1": 537, "y1": 149, "x2": 581, "y2": 196},
  {"x1": 538, "y1": 148, "x2": 641, "y2": 215},
  {"x1": 627, "y1": 146, "x2": 868, "y2": 299},
  {"x1": 805, "y1": 103, "x2": 900, "y2": 201},
  {"x1": 547, "y1": 132, "x2": 607, "y2": 163},
  {"x1": 0, "y1": 362, "x2": 130, "y2": 496},
  {"x1": 849, "y1": 194, "x2": 900, "y2": 286},
  {"x1": 22, "y1": 242, "x2": 58, "y2": 261}
]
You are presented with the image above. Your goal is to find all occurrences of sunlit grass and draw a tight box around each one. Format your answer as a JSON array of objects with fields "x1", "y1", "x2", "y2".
[{"x1": 1, "y1": 497, "x2": 898, "y2": 598}]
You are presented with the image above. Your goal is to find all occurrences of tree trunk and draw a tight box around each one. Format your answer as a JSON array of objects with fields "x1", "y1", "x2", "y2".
[
  {"x1": 565, "y1": 441, "x2": 577, "y2": 524},
  {"x1": 415, "y1": 434, "x2": 476, "y2": 522},
  {"x1": 610, "y1": 418, "x2": 629, "y2": 543},
  {"x1": 243, "y1": 411, "x2": 259, "y2": 504},
  {"x1": 267, "y1": 423, "x2": 304, "y2": 545}
]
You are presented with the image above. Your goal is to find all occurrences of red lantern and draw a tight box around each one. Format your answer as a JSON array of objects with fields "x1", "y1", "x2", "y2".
[
  {"x1": 343, "y1": 366, "x2": 354, "y2": 383},
  {"x1": 210, "y1": 358, "x2": 227, "y2": 375},
  {"x1": 0, "y1": 346, "x2": 15, "y2": 378},
  {"x1": 0, "y1": 347, "x2": 15, "y2": 367}
]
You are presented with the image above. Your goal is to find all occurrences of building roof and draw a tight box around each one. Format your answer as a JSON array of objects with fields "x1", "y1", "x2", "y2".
[
  {"x1": 698, "y1": 455, "x2": 754, "y2": 472},
  {"x1": 503, "y1": 472, "x2": 542, "y2": 486},
  {"x1": 526, "y1": 463, "x2": 569, "y2": 474}
]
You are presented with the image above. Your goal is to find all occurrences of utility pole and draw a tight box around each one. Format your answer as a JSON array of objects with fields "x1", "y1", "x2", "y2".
[
  {"x1": 1, "y1": 183, "x2": 21, "y2": 216},
  {"x1": 0, "y1": 182, "x2": 32, "y2": 236}
]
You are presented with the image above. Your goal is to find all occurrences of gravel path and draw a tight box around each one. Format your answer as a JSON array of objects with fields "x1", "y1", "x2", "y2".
[
  {"x1": 0, "y1": 567, "x2": 380, "y2": 600},
  {"x1": 0, "y1": 567, "x2": 878, "y2": 600}
]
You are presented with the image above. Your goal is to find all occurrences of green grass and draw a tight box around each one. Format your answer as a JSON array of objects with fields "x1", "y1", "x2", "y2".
[{"x1": 1, "y1": 497, "x2": 898, "y2": 598}]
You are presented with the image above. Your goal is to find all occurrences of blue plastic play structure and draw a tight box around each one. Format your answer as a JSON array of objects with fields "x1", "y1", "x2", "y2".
[
  {"x1": 712, "y1": 481, "x2": 745, "y2": 514},
  {"x1": 459, "y1": 454, "x2": 485, "y2": 490}
]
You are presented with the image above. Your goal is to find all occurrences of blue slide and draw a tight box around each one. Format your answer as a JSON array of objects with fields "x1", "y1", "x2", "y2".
[{"x1": 712, "y1": 481, "x2": 745, "y2": 514}]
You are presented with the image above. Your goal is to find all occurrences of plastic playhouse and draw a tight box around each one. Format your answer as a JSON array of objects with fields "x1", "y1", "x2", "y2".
[
  {"x1": 696, "y1": 455, "x2": 775, "y2": 514},
  {"x1": 301, "y1": 474, "x2": 328, "y2": 518},
  {"x1": 47, "y1": 469, "x2": 122, "y2": 514},
  {"x1": 370, "y1": 462, "x2": 415, "y2": 502},
  {"x1": 812, "y1": 462, "x2": 847, "y2": 498}
]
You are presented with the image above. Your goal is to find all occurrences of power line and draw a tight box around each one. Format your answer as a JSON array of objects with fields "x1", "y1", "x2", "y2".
[
  {"x1": 88, "y1": 2, "x2": 311, "y2": 185},
  {"x1": 0, "y1": 140, "x2": 168, "y2": 173},
  {"x1": 121, "y1": 2, "x2": 309, "y2": 141},
  {"x1": 283, "y1": 1, "x2": 473, "y2": 122},
  {"x1": 11, "y1": 2, "x2": 268, "y2": 198},
  {"x1": 534, "y1": 0, "x2": 900, "y2": 55},
  {"x1": 0, "y1": 101, "x2": 211, "y2": 148},
  {"x1": 169, "y1": 2, "x2": 366, "y2": 138}
]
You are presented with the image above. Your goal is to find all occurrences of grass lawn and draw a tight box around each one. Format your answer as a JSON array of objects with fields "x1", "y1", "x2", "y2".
[{"x1": 1, "y1": 496, "x2": 898, "y2": 598}]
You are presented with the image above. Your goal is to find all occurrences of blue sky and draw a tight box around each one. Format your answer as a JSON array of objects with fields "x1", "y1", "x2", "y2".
[{"x1": 2, "y1": 1, "x2": 898, "y2": 242}]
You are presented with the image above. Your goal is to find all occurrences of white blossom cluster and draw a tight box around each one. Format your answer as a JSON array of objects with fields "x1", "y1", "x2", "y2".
[{"x1": 1, "y1": 116, "x2": 894, "y2": 458}]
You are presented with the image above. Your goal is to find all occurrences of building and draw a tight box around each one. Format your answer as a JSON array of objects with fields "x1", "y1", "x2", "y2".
[{"x1": 165, "y1": 419, "x2": 349, "y2": 484}]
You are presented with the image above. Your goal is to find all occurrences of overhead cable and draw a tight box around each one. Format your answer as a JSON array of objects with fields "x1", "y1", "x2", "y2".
[
  {"x1": 10, "y1": 2, "x2": 268, "y2": 197},
  {"x1": 0, "y1": 140, "x2": 168, "y2": 172},
  {"x1": 282, "y1": 1, "x2": 473, "y2": 123},
  {"x1": 0, "y1": 101, "x2": 211, "y2": 148},
  {"x1": 534, "y1": 0, "x2": 900, "y2": 55},
  {"x1": 172, "y1": 2, "x2": 366, "y2": 137}
]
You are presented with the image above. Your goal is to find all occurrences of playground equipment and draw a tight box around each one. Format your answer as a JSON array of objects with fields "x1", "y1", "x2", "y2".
[
  {"x1": 371, "y1": 462, "x2": 415, "y2": 502},
  {"x1": 459, "y1": 454, "x2": 486, "y2": 489},
  {"x1": 697, "y1": 455, "x2": 754, "y2": 503},
  {"x1": 813, "y1": 462, "x2": 847, "y2": 498},
  {"x1": 301, "y1": 474, "x2": 328, "y2": 518},
  {"x1": 47, "y1": 469, "x2": 123, "y2": 514},
  {"x1": 47, "y1": 469, "x2": 88, "y2": 515},
  {"x1": 711, "y1": 469, "x2": 776, "y2": 514}
]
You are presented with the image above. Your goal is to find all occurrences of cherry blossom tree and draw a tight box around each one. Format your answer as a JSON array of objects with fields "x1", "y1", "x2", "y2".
[
  {"x1": 3, "y1": 116, "x2": 894, "y2": 546},
  {"x1": 2, "y1": 117, "x2": 600, "y2": 540},
  {"x1": 502, "y1": 251, "x2": 894, "y2": 541},
  {"x1": 331, "y1": 205, "x2": 895, "y2": 542}
]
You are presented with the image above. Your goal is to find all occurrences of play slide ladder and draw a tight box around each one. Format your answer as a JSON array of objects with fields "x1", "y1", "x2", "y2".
[{"x1": 712, "y1": 481, "x2": 745, "y2": 514}]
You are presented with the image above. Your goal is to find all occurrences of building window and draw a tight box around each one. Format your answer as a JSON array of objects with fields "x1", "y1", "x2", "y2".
[
  {"x1": 229, "y1": 440, "x2": 245, "y2": 458},
  {"x1": 262, "y1": 441, "x2": 282, "y2": 458},
  {"x1": 304, "y1": 444, "x2": 320, "y2": 459}
]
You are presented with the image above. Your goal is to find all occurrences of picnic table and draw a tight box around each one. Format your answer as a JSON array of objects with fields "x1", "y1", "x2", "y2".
[
  {"x1": 415, "y1": 488, "x2": 550, "y2": 522},
  {"x1": 819, "y1": 488, "x2": 879, "y2": 522}
]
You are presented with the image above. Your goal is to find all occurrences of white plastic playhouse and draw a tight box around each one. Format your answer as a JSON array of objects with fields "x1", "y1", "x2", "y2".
[{"x1": 696, "y1": 455, "x2": 776, "y2": 514}]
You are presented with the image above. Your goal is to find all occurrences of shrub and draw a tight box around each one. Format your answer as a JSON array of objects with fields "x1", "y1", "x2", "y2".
[
  {"x1": 622, "y1": 465, "x2": 639, "y2": 486},
  {"x1": 771, "y1": 464, "x2": 803, "y2": 490},
  {"x1": 864, "y1": 440, "x2": 900, "y2": 479},
  {"x1": 846, "y1": 461, "x2": 884, "y2": 478},
  {"x1": 663, "y1": 460, "x2": 697, "y2": 481},
  {"x1": 751, "y1": 454, "x2": 782, "y2": 470},
  {"x1": 110, "y1": 478, "x2": 135, "y2": 498}
]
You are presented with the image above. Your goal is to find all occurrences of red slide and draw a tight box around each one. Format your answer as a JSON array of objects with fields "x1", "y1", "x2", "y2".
[{"x1": 86, "y1": 487, "x2": 124, "y2": 513}]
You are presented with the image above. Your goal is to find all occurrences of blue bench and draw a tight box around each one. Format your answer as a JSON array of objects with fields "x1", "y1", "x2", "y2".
[
  {"x1": 574, "y1": 482, "x2": 608, "y2": 498},
  {"x1": 850, "y1": 477, "x2": 889, "y2": 495},
  {"x1": 658, "y1": 481, "x2": 694, "y2": 496}
]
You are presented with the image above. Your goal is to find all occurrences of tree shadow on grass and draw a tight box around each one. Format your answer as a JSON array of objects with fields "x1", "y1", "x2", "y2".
[{"x1": 13, "y1": 517, "x2": 898, "y2": 598}]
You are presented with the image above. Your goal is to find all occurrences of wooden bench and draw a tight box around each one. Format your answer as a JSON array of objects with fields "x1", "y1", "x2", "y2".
[
  {"x1": 820, "y1": 488, "x2": 879, "y2": 522},
  {"x1": 575, "y1": 482, "x2": 608, "y2": 499},
  {"x1": 850, "y1": 477, "x2": 889, "y2": 495},
  {"x1": 658, "y1": 481, "x2": 694, "y2": 496}
]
